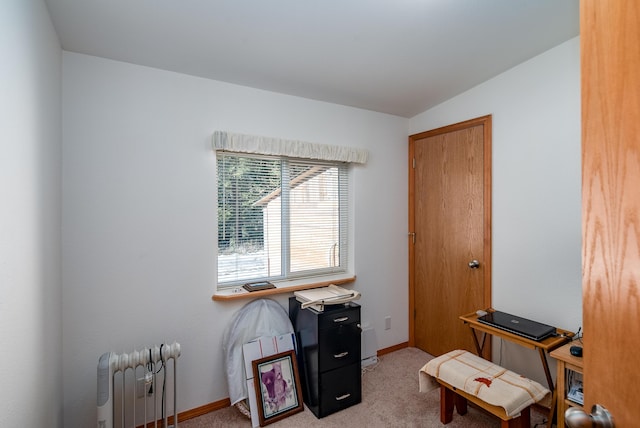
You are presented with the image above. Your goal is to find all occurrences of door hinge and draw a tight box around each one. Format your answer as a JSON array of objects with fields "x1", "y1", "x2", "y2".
[
  {"x1": 412, "y1": 158, "x2": 416, "y2": 169},
  {"x1": 408, "y1": 232, "x2": 416, "y2": 244}
]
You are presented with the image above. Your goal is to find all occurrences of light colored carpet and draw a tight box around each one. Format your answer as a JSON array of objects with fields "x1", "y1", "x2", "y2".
[{"x1": 179, "y1": 347, "x2": 548, "y2": 427}]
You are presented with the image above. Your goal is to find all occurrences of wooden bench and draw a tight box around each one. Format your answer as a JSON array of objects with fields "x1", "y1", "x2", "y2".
[
  {"x1": 437, "y1": 378, "x2": 530, "y2": 428},
  {"x1": 419, "y1": 350, "x2": 549, "y2": 428}
]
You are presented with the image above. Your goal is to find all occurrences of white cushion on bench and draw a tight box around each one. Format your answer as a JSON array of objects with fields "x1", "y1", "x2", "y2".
[{"x1": 419, "y1": 349, "x2": 549, "y2": 417}]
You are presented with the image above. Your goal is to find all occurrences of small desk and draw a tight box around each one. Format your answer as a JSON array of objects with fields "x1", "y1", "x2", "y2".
[
  {"x1": 459, "y1": 310, "x2": 573, "y2": 391},
  {"x1": 550, "y1": 342, "x2": 584, "y2": 428}
]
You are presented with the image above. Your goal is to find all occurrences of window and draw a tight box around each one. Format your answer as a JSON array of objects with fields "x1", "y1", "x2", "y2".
[{"x1": 217, "y1": 152, "x2": 349, "y2": 287}]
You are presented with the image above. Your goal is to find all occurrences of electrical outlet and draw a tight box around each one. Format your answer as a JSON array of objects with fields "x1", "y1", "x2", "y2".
[{"x1": 385, "y1": 316, "x2": 391, "y2": 330}]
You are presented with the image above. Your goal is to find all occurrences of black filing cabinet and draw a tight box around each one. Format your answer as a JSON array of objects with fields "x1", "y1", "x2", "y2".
[{"x1": 288, "y1": 297, "x2": 361, "y2": 418}]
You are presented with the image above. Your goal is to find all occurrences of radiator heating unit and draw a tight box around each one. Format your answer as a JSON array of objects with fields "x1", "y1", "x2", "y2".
[{"x1": 97, "y1": 342, "x2": 181, "y2": 428}]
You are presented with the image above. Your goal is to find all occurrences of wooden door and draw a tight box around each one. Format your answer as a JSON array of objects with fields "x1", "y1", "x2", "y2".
[
  {"x1": 409, "y1": 116, "x2": 492, "y2": 357},
  {"x1": 581, "y1": 0, "x2": 640, "y2": 426}
]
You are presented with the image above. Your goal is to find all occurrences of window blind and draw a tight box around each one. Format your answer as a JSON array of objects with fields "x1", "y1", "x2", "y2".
[{"x1": 217, "y1": 153, "x2": 349, "y2": 286}]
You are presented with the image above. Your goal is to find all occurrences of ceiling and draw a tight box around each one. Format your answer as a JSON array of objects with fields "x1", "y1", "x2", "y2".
[{"x1": 44, "y1": 0, "x2": 579, "y2": 118}]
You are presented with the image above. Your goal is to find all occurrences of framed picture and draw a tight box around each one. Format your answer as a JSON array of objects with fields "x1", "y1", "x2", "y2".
[{"x1": 252, "y1": 350, "x2": 304, "y2": 426}]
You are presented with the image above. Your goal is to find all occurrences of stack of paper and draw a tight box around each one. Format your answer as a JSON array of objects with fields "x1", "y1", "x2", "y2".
[{"x1": 294, "y1": 284, "x2": 360, "y2": 311}]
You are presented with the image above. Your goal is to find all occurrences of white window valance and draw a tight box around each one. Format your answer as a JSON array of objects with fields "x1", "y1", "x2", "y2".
[{"x1": 212, "y1": 131, "x2": 368, "y2": 164}]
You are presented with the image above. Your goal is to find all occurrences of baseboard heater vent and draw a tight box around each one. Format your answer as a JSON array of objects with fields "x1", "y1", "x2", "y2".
[
  {"x1": 97, "y1": 342, "x2": 181, "y2": 428},
  {"x1": 361, "y1": 327, "x2": 378, "y2": 367}
]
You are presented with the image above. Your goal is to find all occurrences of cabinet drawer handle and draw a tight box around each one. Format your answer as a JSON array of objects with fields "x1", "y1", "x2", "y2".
[
  {"x1": 333, "y1": 351, "x2": 349, "y2": 359},
  {"x1": 333, "y1": 316, "x2": 349, "y2": 323},
  {"x1": 335, "y1": 393, "x2": 351, "y2": 401}
]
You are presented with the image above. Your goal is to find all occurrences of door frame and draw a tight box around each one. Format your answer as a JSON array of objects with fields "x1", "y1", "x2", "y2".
[{"x1": 408, "y1": 115, "x2": 493, "y2": 347}]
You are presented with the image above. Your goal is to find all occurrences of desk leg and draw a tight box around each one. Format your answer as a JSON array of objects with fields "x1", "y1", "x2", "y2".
[
  {"x1": 556, "y1": 360, "x2": 566, "y2": 428},
  {"x1": 538, "y1": 348, "x2": 557, "y2": 428},
  {"x1": 469, "y1": 328, "x2": 485, "y2": 356},
  {"x1": 538, "y1": 348, "x2": 554, "y2": 391},
  {"x1": 547, "y1": 389, "x2": 557, "y2": 428}
]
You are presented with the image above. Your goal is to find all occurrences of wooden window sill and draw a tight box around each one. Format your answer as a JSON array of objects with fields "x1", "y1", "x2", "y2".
[{"x1": 211, "y1": 276, "x2": 356, "y2": 301}]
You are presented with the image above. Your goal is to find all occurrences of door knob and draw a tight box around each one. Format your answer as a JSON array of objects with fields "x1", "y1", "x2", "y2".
[
  {"x1": 565, "y1": 404, "x2": 614, "y2": 428},
  {"x1": 468, "y1": 260, "x2": 480, "y2": 269}
]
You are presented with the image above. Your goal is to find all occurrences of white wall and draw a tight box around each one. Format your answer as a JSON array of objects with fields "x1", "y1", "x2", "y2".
[
  {"x1": 409, "y1": 37, "x2": 582, "y2": 384},
  {"x1": 61, "y1": 34, "x2": 579, "y2": 425},
  {"x1": 61, "y1": 52, "x2": 409, "y2": 427},
  {"x1": 0, "y1": 1, "x2": 63, "y2": 427}
]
